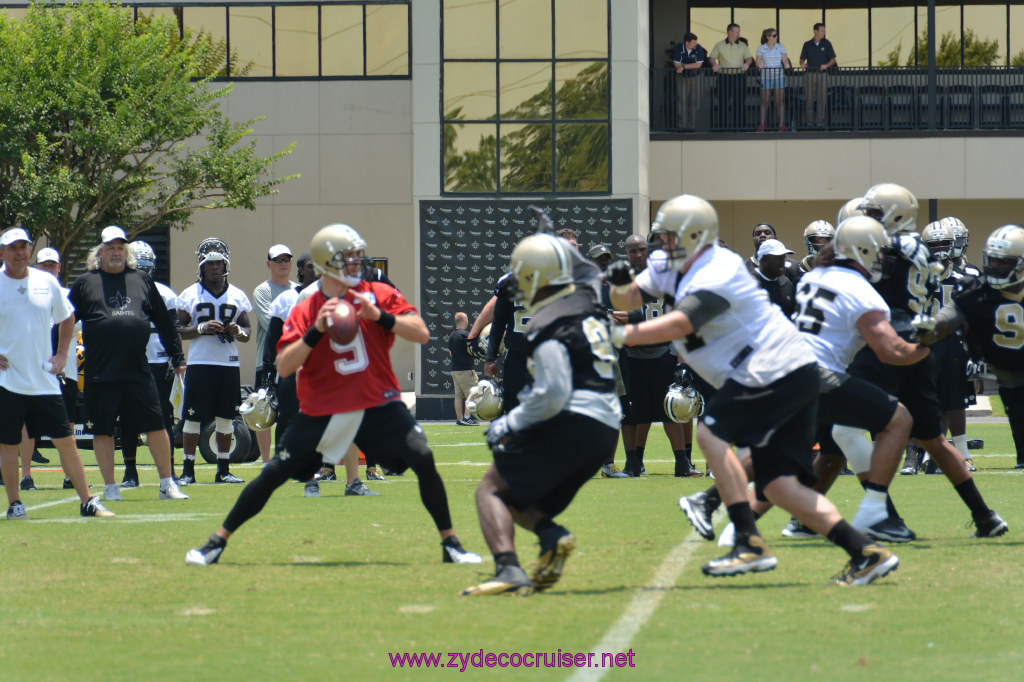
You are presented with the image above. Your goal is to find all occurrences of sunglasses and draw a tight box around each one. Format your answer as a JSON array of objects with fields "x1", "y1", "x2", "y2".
[
  {"x1": 271, "y1": 255, "x2": 292, "y2": 263},
  {"x1": 769, "y1": 33, "x2": 778, "y2": 37}
]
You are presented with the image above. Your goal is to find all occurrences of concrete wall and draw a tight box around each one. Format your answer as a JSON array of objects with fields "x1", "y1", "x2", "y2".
[{"x1": 169, "y1": 80, "x2": 416, "y2": 387}]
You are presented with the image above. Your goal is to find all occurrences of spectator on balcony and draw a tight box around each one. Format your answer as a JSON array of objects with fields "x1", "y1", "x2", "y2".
[
  {"x1": 672, "y1": 32, "x2": 707, "y2": 130},
  {"x1": 708, "y1": 23, "x2": 752, "y2": 130},
  {"x1": 800, "y1": 23, "x2": 837, "y2": 128},
  {"x1": 756, "y1": 28, "x2": 791, "y2": 132}
]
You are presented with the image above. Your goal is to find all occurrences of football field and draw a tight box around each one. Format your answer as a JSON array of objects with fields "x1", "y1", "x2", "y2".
[{"x1": 3, "y1": 421, "x2": 1022, "y2": 681}]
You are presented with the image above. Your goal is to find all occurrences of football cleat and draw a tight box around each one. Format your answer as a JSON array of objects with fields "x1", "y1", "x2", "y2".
[
  {"x1": 442, "y1": 537, "x2": 483, "y2": 564},
  {"x1": 177, "y1": 473, "x2": 195, "y2": 486},
  {"x1": 833, "y1": 544, "x2": 899, "y2": 586},
  {"x1": 304, "y1": 481, "x2": 320, "y2": 498},
  {"x1": 462, "y1": 565, "x2": 533, "y2": 596},
  {"x1": 702, "y1": 536, "x2": 777, "y2": 577},
  {"x1": 315, "y1": 466, "x2": 337, "y2": 482},
  {"x1": 344, "y1": 478, "x2": 379, "y2": 496},
  {"x1": 19, "y1": 476, "x2": 35, "y2": 491},
  {"x1": 970, "y1": 511, "x2": 1008, "y2": 538},
  {"x1": 964, "y1": 458, "x2": 977, "y2": 472},
  {"x1": 62, "y1": 478, "x2": 74, "y2": 490},
  {"x1": 31, "y1": 449, "x2": 50, "y2": 464},
  {"x1": 365, "y1": 465, "x2": 385, "y2": 481},
  {"x1": 899, "y1": 464, "x2": 918, "y2": 475},
  {"x1": 781, "y1": 518, "x2": 818, "y2": 538},
  {"x1": 601, "y1": 463, "x2": 629, "y2": 478},
  {"x1": 104, "y1": 483, "x2": 123, "y2": 502},
  {"x1": 6, "y1": 501, "x2": 28, "y2": 520},
  {"x1": 679, "y1": 492, "x2": 715, "y2": 541},
  {"x1": 531, "y1": 528, "x2": 575, "y2": 592},
  {"x1": 185, "y1": 534, "x2": 227, "y2": 566},
  {"x1": 81, "y1": 496, "x2": 115, "y2": 518},
  {"x1": 860, "y1": 517, "x2": 916, "y2": 543},
  {"x1": 159, "y1": 481, "x2": 189, "y2": 500},
  {"x1": 214, "y1": 472, "x2": 245, "y2": 484}
]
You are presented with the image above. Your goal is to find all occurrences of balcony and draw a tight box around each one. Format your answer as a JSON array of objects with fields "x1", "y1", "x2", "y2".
[{"x1": 651, "y1": 66, "x2": 1024, "y2": 135}]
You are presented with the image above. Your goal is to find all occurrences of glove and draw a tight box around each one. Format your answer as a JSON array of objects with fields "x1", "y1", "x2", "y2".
[
  {"x1": 605, "y1": 260, "x2": 635, "y2": 287},
  {"x1": 610, "y1": 325, "x2": 627, "y2": 349},
  {"x1": 966, "y1": 359, "x2": 987, "y2": 381},
  {"x1": 485, "y1": 415, "x2": 511, "y2": 450},
  {"x1": 896, "y1": 234, "x2": 930, "y2": 272},
  {"x1": 911, "y1": 314, "x2": 936, "y2": 332}
]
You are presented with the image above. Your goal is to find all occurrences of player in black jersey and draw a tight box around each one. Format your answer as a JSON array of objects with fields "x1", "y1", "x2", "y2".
[
  {"x1": 464, "y1": 234, "x2": 621, "y2": 596},
  {"x1": 847, "y1": 183, "x2": 1007, "y2": 537},
  {"x1": 922, "y1": 224, "x2": 1024, "y2": 477},
  {"x1": 484, "y1": 273, "x2": 530, "y2": 414}
]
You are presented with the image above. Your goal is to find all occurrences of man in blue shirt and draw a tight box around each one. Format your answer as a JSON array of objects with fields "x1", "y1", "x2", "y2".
[{"x1": 672, "y1": 32, "x2": 707, "y2": 130}]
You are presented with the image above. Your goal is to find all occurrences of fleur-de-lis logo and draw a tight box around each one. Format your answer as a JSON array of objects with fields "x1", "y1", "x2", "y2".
[{"x1": 108, "y1": 291, "x2": 131, "y2": 309}]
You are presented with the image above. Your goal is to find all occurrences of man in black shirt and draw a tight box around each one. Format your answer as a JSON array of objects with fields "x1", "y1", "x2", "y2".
[
  {"x1": 753, "y1": 239, "x2": 796, "y2": 318},
  {"x1": 68, "y1": 226, "x2": 188, "y2": 502},
  {"x1": 448, "y1": 311, "x2": 479, "y2": 425},
  {"x1": 799, "y1": 23, "x2": 837, "y2": 127}
]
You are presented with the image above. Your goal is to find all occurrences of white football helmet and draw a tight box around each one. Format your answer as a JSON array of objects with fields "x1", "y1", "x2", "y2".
[
  {"x1": 649, "y1": 194, "x2": 719, "y2": 272},
  {"x1": 859, "y1": 183, "x2": 919, "y2": 235},
  {"x1": 510, "y1": 233, "x2": 575, "y2": 314},
  {"x1": 834, "y1": 216, "x2": 889, "y2": 283},
  {"x1": 982, "y1": 225, "x2": 1024, "y2": 290},
  {"x1": 664, "y1": 381, "x2": 704, "y2": 424},
  {"x1": 238, "y1": 388, "x2": 277, "y2": 431},
  {"x1": 311, "y1": 223, "x2": 368, "y2": 287},
  {"x1": 836, "y1": 197, "x2": 867, "y2": 225},
  {"x1": 466, "y1": 379, "x2": 503, "y2": 422},
  {"x1": 944, "y1": 217, "x2": 969, "y2": 259},
  {"x1": 130, "y1": 240, "x2": 157, "y2": 275},
  {"x1": 921, "y1": 220, "x2": 955, "y2": 262},
  {"x1": 803, "y1": 220, "x2": 836, "y2": 255},
  {"x1": 196, "y1": 237, "x2": 230, "y2": 279}
]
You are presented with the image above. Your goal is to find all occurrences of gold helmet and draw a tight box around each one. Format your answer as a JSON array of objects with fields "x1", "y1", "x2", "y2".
[
  {"x1": 921, "y1": 220, "x2": 955, "y2": 262},
  {"x1": 510, "y1": 233, "x2": 575, "y2": 313},
  {"x1": 803, "y1": 220, "x2": 835, "y2": 255},
  {"x1": 859, "y1": 183, "x2": 919, "y2": 235},
  {"x1": 982, "y1": 225, "x2": 1024, "y2": 290},
  {"x1": 237, "y1": 388, "x2": 278, "y2": 432},
  {"x1": 310, "y1": 223, "x2": 367, "y2": 287},
  {"x1": 478, "y1": 322, "x2": 505, "y2": 357},
  {"x1": 466, "y1": 379, "x2": 503, "y2": 422},
  {"x1": 834, "y1": 216, "x2": 889, "y2": 283},
  {"x1": 664, "y1": 381, "x2": 704, "y2": 424},
  {"x1": 649, "y1": 194, "x2": 719, "y2": 272},
  {"x1": 836, "y1": 197, "x2": 867, "y2": 225},
  {"x1": 944, "y1": 217, "x2": 969, "y2": 259}
]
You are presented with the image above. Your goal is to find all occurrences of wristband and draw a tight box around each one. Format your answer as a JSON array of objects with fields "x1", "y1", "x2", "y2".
[
  {"x1": 198, "y1": 322, "x2": 208, "y2": 335},
  {"x1": 375, "y1": 311, "x2": 396, "y2": 330},
  {"x1": 303, "y1": 327, "x2": 325, "y2": 347}
]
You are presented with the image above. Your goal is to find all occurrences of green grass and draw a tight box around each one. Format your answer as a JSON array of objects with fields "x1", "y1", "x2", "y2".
[{"x1": 5, "y1": 422, "x2": 1022, "y2": 681}]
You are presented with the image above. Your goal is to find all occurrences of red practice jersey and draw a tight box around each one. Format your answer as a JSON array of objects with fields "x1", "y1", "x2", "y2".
[{"x1": 278, "y1": 281, "x2": 416, "y2": 416}]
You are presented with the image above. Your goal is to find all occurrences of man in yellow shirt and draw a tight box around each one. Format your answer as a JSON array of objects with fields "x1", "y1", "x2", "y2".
[{"x1": 708, "y1": 23, "x2": 753, "y2": 130}]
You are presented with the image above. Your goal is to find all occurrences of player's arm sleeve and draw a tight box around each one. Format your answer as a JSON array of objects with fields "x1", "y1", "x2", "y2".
[
  {"x1": 673, "y1": 290, "x2": 730, "y2": 332},
  {"x1": 487, "y1": 296, "x2": 512, "y2": 362},
  {"x1": 506, "y1": 340, "x2": 572, "y2": 431},
  {"x1": 263, "y1": 317, "x2": 284, "y2": 368},
  {"x1": 151, "y1": 280, "x2": 186, "y2": 367}
]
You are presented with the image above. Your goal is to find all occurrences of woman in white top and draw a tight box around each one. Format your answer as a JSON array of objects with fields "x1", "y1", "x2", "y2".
[{"x1": 756, "y1": 27, "x2": 791, "y2": 132}]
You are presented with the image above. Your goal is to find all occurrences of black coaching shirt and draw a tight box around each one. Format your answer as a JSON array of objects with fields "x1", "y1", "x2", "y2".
[{"x1": 69, "y1": 268, "x2": 184, "y2": 382}]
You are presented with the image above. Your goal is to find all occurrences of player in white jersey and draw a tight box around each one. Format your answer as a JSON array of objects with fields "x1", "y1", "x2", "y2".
[
  {"x1": 608, "y1": 195, "x2": 898, "y2": 585},
  {"x1": 175, "y1": 238, "x2": 252, "y2": 485}
]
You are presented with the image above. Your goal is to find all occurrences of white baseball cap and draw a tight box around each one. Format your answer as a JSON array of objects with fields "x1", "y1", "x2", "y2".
[
  {"x1": 101, "y1": 225, "x2": 128, "y2": 243},
  {"x1": 757, "y1": 238, "x2": 794, "y2": 259},
  {"x1": 0, "y1": 227, "x2": 31, "y2": 246},
  {"x1": 36, "y1": 247, "x2": 60, "y2": 264},
  {"x1": 268, "y1": 244, "x2": 292, "y2": 260}
]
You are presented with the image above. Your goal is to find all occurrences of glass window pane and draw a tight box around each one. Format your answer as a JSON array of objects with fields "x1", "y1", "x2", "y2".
[
  {"x1": 1012, "y1": 5, "x2": 1024, "y2": 65},
  {"x1": 141, "y1": 7, "x2": 178, "y2": 28},
  {"x1": 443, "y1": 0, "x2": 495, "y2": 60},
  {"x1": 275, "y1": 6, "x2": 318, "y2": 77},
  {"x1": 500, "y1": 123, "x2": 552, "y2": 193},
  {"x1": 366, "y1": 4, "x2": 408, "y2": 76},
  {"x1": 500, "y1": 62, "x2": 551, "y2": 121},
  {"x1": 183, "y1": 6, "x2": 226, "y2": 43},
  {"x1": 555, "y1": 123, "x2": 608, "y2": 192},
  {"x1": 965, "y1": 4, "x2": 1008, "y2": 66},
  {"x1": 443, "y1": 62, "x2": 497, "y2": 121},
  {"x1": 500, "y1": 0, "x2": 551, "y2": 59},
  {"x1": 918, "y1": 4, "x2": 961, "y2": 66},
  {"x1": 825, "y1": 9, "x2": 868, "y2": 68},
  {"x1": 690, "y1": 7, "x2": 732, "y2": 44},
  {"x1": 555, "y1": 0, "x2": 606, "y2": 59},
  {"x1": 555, "y1": 61, "x2": 607, "y2": 119},
  {"x1": 444, "y1": 123, "x2": 497, "y2": 193},
  {"x1": 871, "y1": 6, "x2": 915, "y2": 66},
  {"x1": 778, "y1": 9, "x2": 822, "y2": 58},
  {"x1": 731, "y1": 8, "x2": 776, "y2": 47},
  {"x1": 229, "y1": 7, "x2": 272, "y2": 77},
  {"x1": 321, "y1": 5, "x2": 363, "y2": 76}
]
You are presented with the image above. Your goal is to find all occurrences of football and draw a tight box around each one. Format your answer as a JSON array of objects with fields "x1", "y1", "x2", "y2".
[{"x1": 327, "y1": 298, "x2": 360, "y2": 344}]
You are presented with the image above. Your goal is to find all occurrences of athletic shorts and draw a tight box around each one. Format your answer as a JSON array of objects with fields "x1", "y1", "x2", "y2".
[
  {"x1": 451, "y1": 369, "x2": 479, "y2": 401},
  {"x1": 501, "y1": 351, "x2": 529, "y2": 414},
  {"x1": 848, "y1": 345, "x2": 942, "y2": 440},
  {"x1": 621, "y1": 352, "x2": 675, "y2": 424},
  {"x1": 931, "y1": 336, "x2": 972, "y2": 412},
  {"x1": 84, "y1": 376, "x2": 165, "y2": 436},
  {"x1": 182, "y1": 364, "x2": 241, "y2": 423},
  {"x1": 353, "y1": 401, "x2": 434, "y2": 476},
  {"x1": 495, "y1": 411, "x2": 618, "y2": 516},
  {"x1": 815, "y1": 368, "x2": 900, "y2": 456},
  {"x1": 280, "y1": 409, "x2": 364, "y2": 477},
  {"x1": 704, "y1": 363, "x2": 819, "y2": 501},
  {"x1": 59, "y1": 376, "x2": 79, "y2": 425},
  {"x1": 0, "y1": 387, "x2": 72, "y2": 444}
]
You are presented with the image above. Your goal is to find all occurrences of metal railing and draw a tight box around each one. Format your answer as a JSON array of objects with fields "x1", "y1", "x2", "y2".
[{"x1": 651, "y1": 66, "x2": 1024, "y2": 134}]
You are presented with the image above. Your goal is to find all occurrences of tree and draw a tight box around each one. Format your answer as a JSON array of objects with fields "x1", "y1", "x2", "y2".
[
  {"x1": 0, "y1": 1, "x2": 294, "y2": 279},
  {"x1": 879, "y1": 28, "x2": 1002, "y2": 67}
]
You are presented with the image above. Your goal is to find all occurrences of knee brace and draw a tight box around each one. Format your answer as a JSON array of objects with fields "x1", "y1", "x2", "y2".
[
  {"x1": 831, "y1": 425, "x2": 872, "y2": 475},
  {"x1": 215, "y1": 417, "x2": 235, "y2": 435},
  {"x1": 183, "y1": 420, "x2": 202, "y2": 435}
]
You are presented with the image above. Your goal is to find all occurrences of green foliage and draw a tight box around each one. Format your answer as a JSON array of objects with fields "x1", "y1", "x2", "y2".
[
  {"x1": 880, "y1": 29, "x2": 1002, "y2": 67},
  {"x1": 0, "y1": 1, "x2": 291, "y2": 278},
  {"x1": 1012, "y1": 50, "x2": 1024, "y2": 67}
]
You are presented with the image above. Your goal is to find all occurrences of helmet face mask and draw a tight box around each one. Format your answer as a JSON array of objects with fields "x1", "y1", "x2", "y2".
[
  {"x1": 944, "y1": 217, "x2": 969, "y2": 259},
  {"x1": 311, "y1": 223, "x2": 368, "y2": 287},
  {"x1": 834, "y1": 216, "x2": 889, "y2": 283},
  {"x1": 466, "y1": 379, "x2": 503, "y2": 421},
  {"x1": 649, "y1": 194, "x2": 719, "y2": 273},
  {"x1": 238, "y1": 388, "x2": 278, "y2": 431},
  {"x1": 859, "y1": 183, "x2": 919, "y2": 235},
  {"x1": 196, "y1": 237, "x2": 230, "y2": 280},
  {"x1": 510, "y1": 234, "x2": 575, "y2": 314},
  {"x1": 803, "y1": 220, "x2": 836, "y2": 255},
  {"x1": 983, "y1": 225, "x2": 1024, "y2": 290},
  {"x1": 921, "y1": 220, "x2": 955, "y2": 263},
  {"x1": 130, "y1": 240, "x2": 157, "y2": 275}
]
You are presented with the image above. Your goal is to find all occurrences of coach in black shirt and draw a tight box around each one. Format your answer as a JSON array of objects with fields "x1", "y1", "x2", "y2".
[
  {"x1": 448, "y1": 311, "x2": 479, "y2": 425},
  {"x1": 68, "y1": 226, "x2": 187, "y2": 502},
  {"x1": 799, "y1": 23, "x2": 837, "y2": 127}
]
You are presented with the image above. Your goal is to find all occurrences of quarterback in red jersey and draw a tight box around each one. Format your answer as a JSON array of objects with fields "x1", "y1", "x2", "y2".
[{"x1": 185, "y1": 223, "x2": 481, "y2": 566}]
